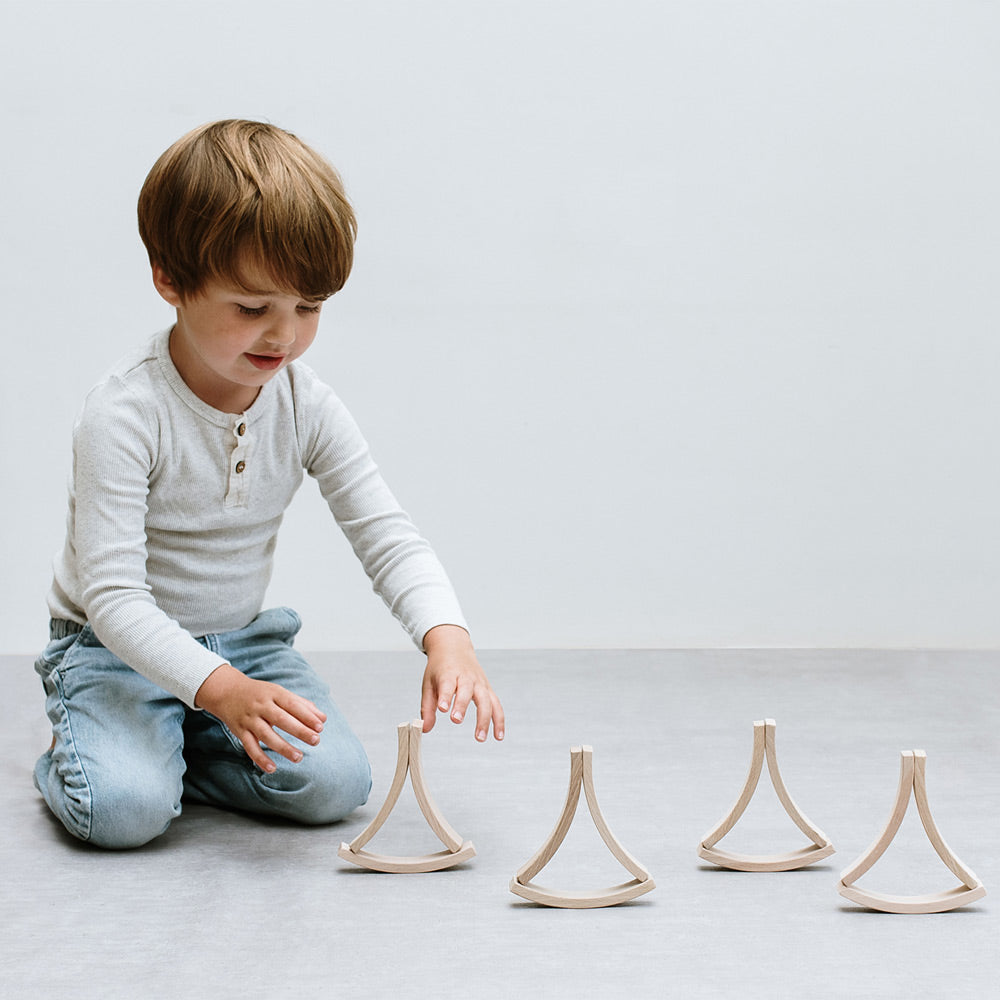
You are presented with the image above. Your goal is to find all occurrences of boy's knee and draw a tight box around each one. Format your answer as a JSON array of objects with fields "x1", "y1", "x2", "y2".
[
  {"x1": 87, "y1": 788, "x2": 181, "y2": 850},
  {"x1": 88, "y1": 782, "x2": 182, "y2": 849},
  {"x1": 48, "y1": 764, "x2": 181, "y2": 850},
  {"x1": 322, "y1": 745, "x2": 373, "y2": 822},
  {"x1": 38, "y1": 753, "x2": 183, "y2": 850},
  {"x1": 262, "y1": 737, "x2": 371, "y2": 825}
]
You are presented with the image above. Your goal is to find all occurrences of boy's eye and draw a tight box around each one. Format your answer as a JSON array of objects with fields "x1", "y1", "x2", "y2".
[
  {"x1": 298, "y1": 304, "x2": 322, "y2": 314},
  {"x1": 237, "y1": 304, "x2": 267, "y2": 317}
]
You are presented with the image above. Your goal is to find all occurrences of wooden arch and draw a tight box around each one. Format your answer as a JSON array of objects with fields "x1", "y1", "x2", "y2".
[
  {"x1": 838, "y1": 751, "x2": 986, "y2": 913},
  {"x1": 510, "y1": 746, "x2": 656, "y2": 908},
  {"x1": 337, "y1": 721, "x2": 476, "y2": 873},
  {"x1": 698, "y1": 719, "x2": 835, "y2": 872}
]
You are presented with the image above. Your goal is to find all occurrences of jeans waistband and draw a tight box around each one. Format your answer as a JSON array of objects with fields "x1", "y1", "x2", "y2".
[{"x1": 50, "y1": 619, "x2": 85, "y2": 641}]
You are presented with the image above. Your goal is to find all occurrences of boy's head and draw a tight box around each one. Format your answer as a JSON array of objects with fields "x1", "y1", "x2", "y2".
[{"x1": 138, "y1": 120, "x2": 356, "y2": 302}]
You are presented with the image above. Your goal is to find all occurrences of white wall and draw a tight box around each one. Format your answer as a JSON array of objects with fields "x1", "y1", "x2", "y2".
[{"x1": 3, "y1": 1, "x2": 998, "y2": 652}]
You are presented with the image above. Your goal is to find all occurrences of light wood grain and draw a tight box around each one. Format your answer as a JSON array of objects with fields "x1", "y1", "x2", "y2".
[
  {"x1": 510, "y1": 746, "x2": 655, "y2": 908},
  {"x1": 338, "y1": 841, "x2": 476, "y2": 874},
  {"x1": 580, "y1": 747, "x2": 651, "y2": 882},
  {"x1": 911, "y1": 751, "x2": 982, "y2": 890},
  {"x1": 837, "y1": 750, "x2": 986, "y2": 913},
  {"x1": 406, "y1": 721, "x2": 464, "y2": 853},
  {"x1": 698, "y1": 719, "x2": 834, "y2": 872},
  {"x1": 764, "y1": 719, "x2": 830, "y2": 845},
  {"x1": 514, "y1": 746, "x2": 585, "y2": 885},
  {"x1": 509, "y1": 877, "x2": 653, "y2": 909},
  {"x1": 346, "y1": 722, "x2": 411, "y2": 853},
  {"x1": 338, "y1": 720, "x2": 476, "y2": 873},
  {"x1": 699, "y1": 720, "x2": 767, "y2": 850},
  {"x1": 838, "y1": 751, "x2": 915, "y2": 888}
]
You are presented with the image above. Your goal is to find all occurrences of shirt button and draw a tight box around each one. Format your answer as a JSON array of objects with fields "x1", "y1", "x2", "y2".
[
  {"x1": 235, "y1": 460, "x2": 246, "y2": 474},
  {"x1": 237, "y1": 423, "x2": 246, "y2": 436}
]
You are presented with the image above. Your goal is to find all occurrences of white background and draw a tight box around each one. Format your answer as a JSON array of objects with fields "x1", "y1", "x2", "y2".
[{"x1": 2, "y1": 1, "x2": 997, "y2": 652}]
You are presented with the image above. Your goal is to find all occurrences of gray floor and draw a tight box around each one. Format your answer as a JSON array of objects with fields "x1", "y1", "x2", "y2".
[{"x1": 4, "y1": 649, "x2": 997, "y2": 999}]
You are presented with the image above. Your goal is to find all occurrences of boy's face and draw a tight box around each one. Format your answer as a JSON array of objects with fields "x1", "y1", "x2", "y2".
[{"x1": 154, "y1": 262, "x2": 325, "y2": 413}]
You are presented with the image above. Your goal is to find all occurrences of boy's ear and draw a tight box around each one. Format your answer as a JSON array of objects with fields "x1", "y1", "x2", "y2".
[{"x1": 151, "y1": 264, "x2": 184, "y2": 307}]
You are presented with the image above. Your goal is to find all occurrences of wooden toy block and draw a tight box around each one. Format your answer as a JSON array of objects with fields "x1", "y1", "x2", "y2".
[
  {"x1": 509, "y1": 745, "x2": 655, "y2": 908},
  {"x1": 698, "y1": 719, "x2": 835, "y2": 871},
  {"x1": 837, "y1": 750, "x2": 986, "y2": 913},
  {"x1": 337, "y1": 721, "x2": 476, "y2": 873}
]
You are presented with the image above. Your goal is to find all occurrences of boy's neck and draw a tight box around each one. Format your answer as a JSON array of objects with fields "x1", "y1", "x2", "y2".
[{"x1": 168, "y1": 326, "x2": 260, "y2": 414}]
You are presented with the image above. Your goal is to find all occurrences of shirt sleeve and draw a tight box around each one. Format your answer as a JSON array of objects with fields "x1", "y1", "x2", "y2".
[
  {"x1": 71, "y1": 380, "x2": 228, "y2": 706},
  {"x1": 293, "y1": 366, "x2": 468, "y2": 649}
]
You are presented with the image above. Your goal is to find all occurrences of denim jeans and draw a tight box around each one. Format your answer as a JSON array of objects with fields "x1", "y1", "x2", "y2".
[{"x1": 34, "y1": 607, "x2": 371, "y2": 849}]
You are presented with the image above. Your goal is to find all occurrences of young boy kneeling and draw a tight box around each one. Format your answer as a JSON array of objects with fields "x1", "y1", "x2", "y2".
[{"x1": 34, "y1": 120, "x2": 503, "y2": 849}]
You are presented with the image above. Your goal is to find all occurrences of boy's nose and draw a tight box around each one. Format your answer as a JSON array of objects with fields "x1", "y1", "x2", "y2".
[{"x1": 264, "y1": 319, "x2": 296, "y2": 349}]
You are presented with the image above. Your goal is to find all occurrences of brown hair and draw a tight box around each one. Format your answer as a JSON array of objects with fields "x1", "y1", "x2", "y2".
[{"x1": 138, "y1": 120, "x2": 356, "y2": 300}]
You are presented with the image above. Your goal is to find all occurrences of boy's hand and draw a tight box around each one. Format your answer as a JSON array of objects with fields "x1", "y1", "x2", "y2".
[
  {"x1": 420, "y1": 625, "x2": 504, "y2": 743},
  {"x1": 194, "y1": 663, "x2": 327, "y2": 773}
]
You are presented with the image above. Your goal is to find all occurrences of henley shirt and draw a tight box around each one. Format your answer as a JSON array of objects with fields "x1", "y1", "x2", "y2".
[{"x1": 47, "y1": 328, "x2": 467, "y2": 707}]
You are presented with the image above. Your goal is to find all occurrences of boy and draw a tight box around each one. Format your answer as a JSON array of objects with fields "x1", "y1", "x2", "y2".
[{"x1": 34, "y1": 120, "x2": 504, "y2": 849}]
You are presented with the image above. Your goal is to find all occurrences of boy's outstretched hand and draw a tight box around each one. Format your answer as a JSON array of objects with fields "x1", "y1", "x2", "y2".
[
  {"x1": 194, "y1": 663, "x2": 327, "y2": 773},
  {"x1": 420, "y1": 624, "x2": 504, "y2": 742}
]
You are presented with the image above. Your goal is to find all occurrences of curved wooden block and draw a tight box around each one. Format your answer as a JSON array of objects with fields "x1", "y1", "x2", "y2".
[
  {"x1": 838, "y1": 883, "x2": 987, "y2": 915},
  {"x1": 837, "y1": 751, "x2": 986, "y2": 913},
  {"x1": 911, "y1": 752, "x2": 982, "y2": 890},
  {"x1": 510, "y1": 746, "x2": 655, "y2": 908},
  {"x1": 765, "y1": 720, "x2": 829, "y2": 845},
  {"x1": 346, "y1": 723, "x2": 412, "y2": 853},
  {"x1": 580, "y1": 747, "x2": 651, "y2": 882},
  {"x1": 699, "y1": 720, "x2": 834, "y2": 872},
  {"x1": 338, "y1": 840, "x2": 476, "y2": 874},
  {"x1": 698, "y1": 842, "x2": 835, "y2": 873},
  {"x1": 338, "y1": 720, "x2": 475, "y2": 873},
  {"x1": 700, "y1": 720, "x2": 768, "y2": 850},
  {"x1": 514, "y1": 748, "x2": 584, "y2": 885},
  {"x1": 838, "y1": 751, "x2": 915, "y2": 888},
  {"x1": 509, "y1": 876, "x2": 654, "y2": 909},
  {"x1": 407, "y1": 722, "x2": 464, "y2": 853}
]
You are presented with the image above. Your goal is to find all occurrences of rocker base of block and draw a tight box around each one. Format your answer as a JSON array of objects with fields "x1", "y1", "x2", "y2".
[
  {"x1": 509, "y1": 875, "x2": 656, "y2": 909},
  {"x1": 698, "y1": 841, "x2": 835, "y2": 872},
  {"x1": 338, "y1": 840, "x2": 476, "y2": 874},
  {"x1": 838, "y1": 881, "x2": 986, "y2": 914}
]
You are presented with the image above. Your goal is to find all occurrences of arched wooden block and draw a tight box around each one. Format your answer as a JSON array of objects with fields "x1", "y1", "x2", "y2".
[
  {"x1": 340, "y1": 842, "x2": 477, "y2": 875},
  {"x1": 511, "y1": 878, "x2": 653, "y2": 909},
  {"x1": 510, "y1": 746, "x2": 655, "y2": 908},
  {"x1": 338, "y1": 721, "x2": 475, "y2": 873},
  {"x1": 698, "y1": 719, "x2": 834, "y2": 872},
  {"x1": 837, "y1": 751, "x2": 986, "y2": 913}
]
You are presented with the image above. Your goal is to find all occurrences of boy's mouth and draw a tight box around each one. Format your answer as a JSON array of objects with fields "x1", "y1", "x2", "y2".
[{"x1": 245, "y1": 353, "x2": 286, "y2": 371}]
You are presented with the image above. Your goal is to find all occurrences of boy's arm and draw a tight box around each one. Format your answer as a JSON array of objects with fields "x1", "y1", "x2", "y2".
[
  {"x1": 297, "y1": 370, "x2": 505, "y2": 740},
  {"x1": 298, "y1": 371, "x2": 469, "y2": 649},
  {"x1": 69, "y1": 381, "x2": 230, "y2": 705},
  {"x1": 420, "y1": 625, "x2": 504, "y2": 742}
]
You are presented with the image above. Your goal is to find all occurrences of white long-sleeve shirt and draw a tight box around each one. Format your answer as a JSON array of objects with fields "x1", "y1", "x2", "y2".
[{"x1": 47, "y1": 328, "x2": 467, "y2": 706}]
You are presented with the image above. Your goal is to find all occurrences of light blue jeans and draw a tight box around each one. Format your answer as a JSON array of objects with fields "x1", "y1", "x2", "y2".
[{"x1": 33, "y1": 607, "x2": 371, "y2": 849}]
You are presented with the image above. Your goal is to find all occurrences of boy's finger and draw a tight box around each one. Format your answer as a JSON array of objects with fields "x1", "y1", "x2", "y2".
[
  {"x1": 271, "y1": 707, "x2": 322, "y2": 747},
  {"x1": 491, "y1": 694, "x2": 506, "y2": 741},
  {"x1": 240, "y1": 734, "x2": 278, "y2": 773},
  {"x1": 435, "y1": 676, "x2": 457, "y2": 715},
  {"x1": 470, "y1": 685, "x2": 496, "y2": 742},
  {"x1": 420, "y1": 684, "x2": 438, "y2": 733},
  {"x1": 257, "y1": 725, "x2": 304, "y2": 765},
  {"x1": 451, "y1": 678, "x2": 474, "y2": 724},
  {"x1": 276, "y1": 691, "x2": 326, "y2": 730}
]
